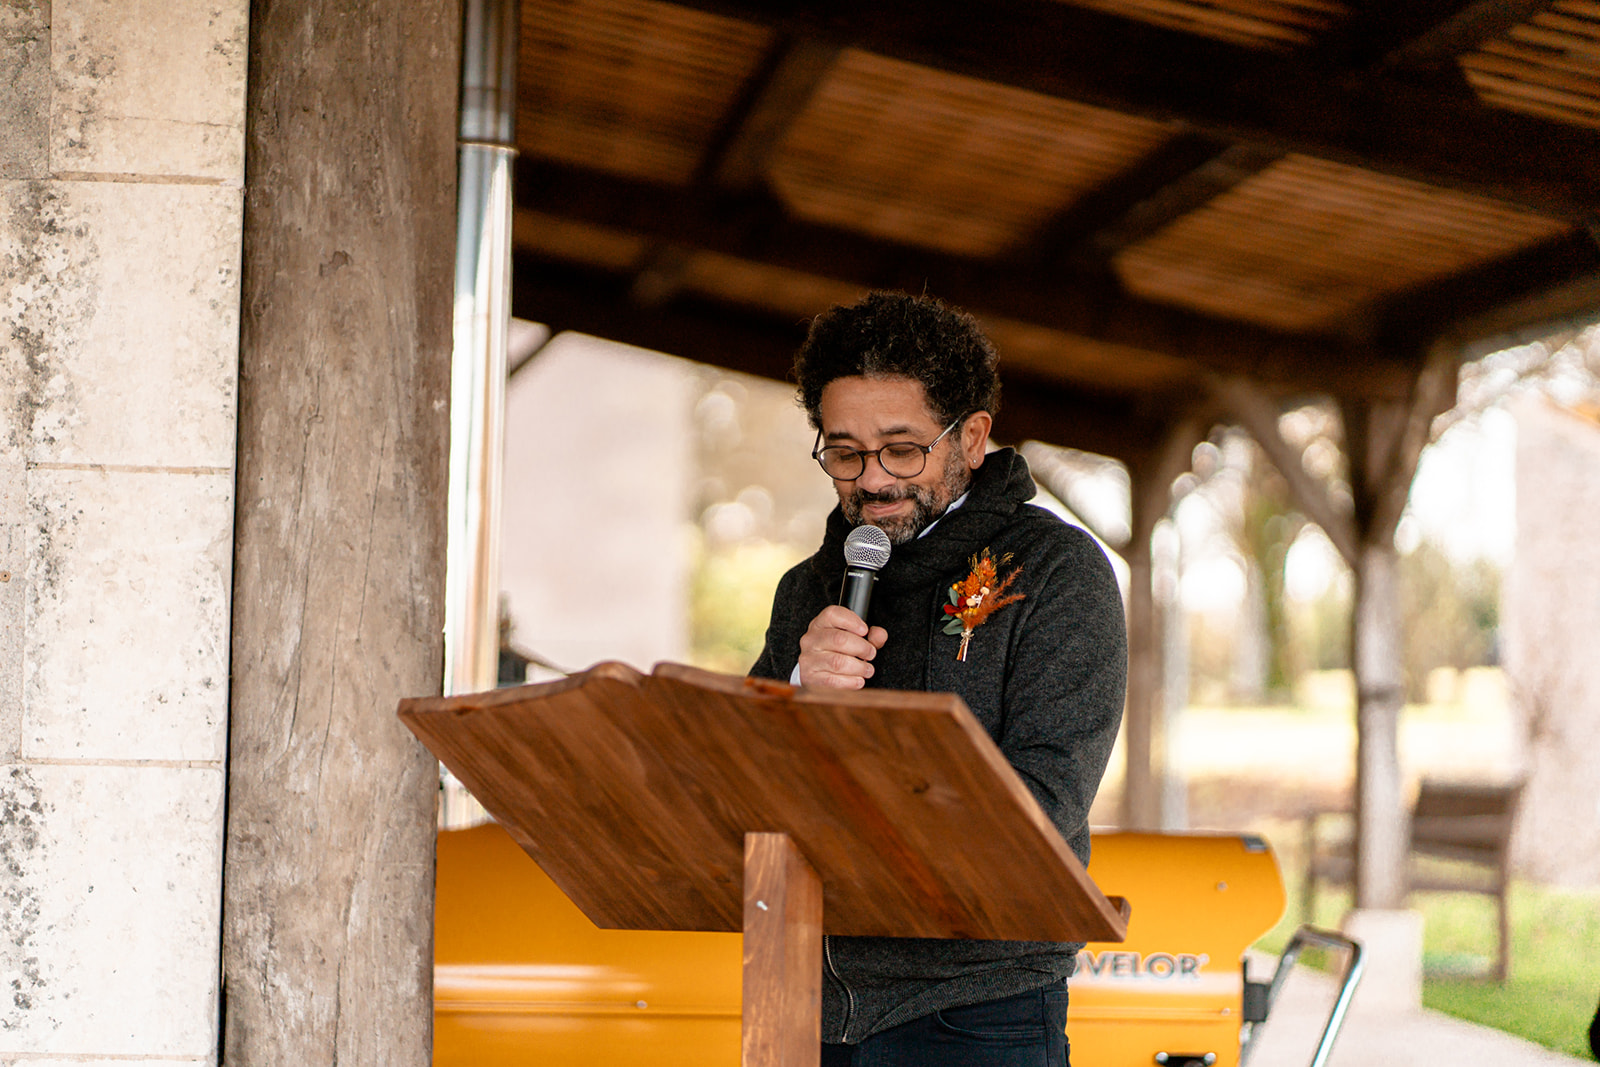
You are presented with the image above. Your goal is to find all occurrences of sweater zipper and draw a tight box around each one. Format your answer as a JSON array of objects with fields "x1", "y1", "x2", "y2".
[{"x1": 823, "y1": 934, "x2": 855, "y2": 1042}]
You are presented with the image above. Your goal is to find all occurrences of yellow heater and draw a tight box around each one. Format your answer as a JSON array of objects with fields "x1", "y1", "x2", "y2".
[
  {"x1": 435, "y1": 825, "x2": 1290, "y2": 1066},
  {"x1": 1067, "y1": 832, "x2": 1286, "y2": 1067},
  {"x1": 435, "y1": 823, "x2": 742, "y2": 1067}
]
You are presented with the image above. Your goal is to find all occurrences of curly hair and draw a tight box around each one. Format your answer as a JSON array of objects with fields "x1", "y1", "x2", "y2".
[{"x1": 793, "y1": 291, "x2": 1001, "y2": 429}]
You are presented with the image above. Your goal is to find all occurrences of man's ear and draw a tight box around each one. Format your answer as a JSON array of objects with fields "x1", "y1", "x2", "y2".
[{"x1": 960, "y1": 411, "x2": 993, "y2": 467}]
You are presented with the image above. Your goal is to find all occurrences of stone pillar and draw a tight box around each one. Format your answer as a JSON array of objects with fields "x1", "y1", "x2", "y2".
[
  {"x1": 221, "y1": 1, "x2": 457, "y2": 1064},
  {"x1": 1, "y1": 0, "x2": 248, "y2": 1058}
]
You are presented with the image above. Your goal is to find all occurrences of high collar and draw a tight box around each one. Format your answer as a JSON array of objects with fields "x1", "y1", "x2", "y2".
[{"x1": 812, "y1": 447, "x2": 1037, "y2": 594}]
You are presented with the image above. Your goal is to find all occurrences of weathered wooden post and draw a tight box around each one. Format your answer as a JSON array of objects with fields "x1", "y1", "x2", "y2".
[
  {"x1": 1211, "y1": 346, "x2": 1457, "y2": 1008},
  {"x1": 1338, "y1": 347, "x2": 1457, "y2": 912},
  {"x1": 222, "y1": 1, "x2": 458, "y2": 1062}
]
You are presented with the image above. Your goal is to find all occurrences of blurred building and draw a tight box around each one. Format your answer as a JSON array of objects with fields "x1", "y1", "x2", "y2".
[
  {"x1": 1505, "y1": 395, "x2": 1600, "y2": 886},
  {"x1": 501, "y1": 335, "x2": 697, "y2": 674}
]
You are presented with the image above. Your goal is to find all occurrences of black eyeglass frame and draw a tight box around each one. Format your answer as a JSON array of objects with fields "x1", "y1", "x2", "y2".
[{"x1": 810, "y1": 416, "x2": 965, "y2": 481}]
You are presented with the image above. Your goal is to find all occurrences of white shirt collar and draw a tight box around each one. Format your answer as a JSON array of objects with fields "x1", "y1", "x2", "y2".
[{"x1": 917, "y1": 490, "x2": 969, "y2": 539}]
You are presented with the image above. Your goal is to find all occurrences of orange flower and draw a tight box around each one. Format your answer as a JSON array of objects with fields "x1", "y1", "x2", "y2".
[{"x1": 943, "y1": 549, "x2": 1024, "y2": 661}]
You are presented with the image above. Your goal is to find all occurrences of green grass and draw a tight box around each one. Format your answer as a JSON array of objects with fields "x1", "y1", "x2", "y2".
[{"x1": 1254, "y1": 877, "x2": 1600, "y2": 1059}]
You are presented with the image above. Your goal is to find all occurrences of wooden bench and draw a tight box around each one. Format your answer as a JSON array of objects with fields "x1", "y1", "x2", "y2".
[{"x1": 1302, "y1": 779, "x2": 1524, "y2": 981}]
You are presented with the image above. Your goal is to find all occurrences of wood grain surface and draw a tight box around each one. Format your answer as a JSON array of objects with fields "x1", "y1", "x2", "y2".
[
  {"x1": 742, "y1": 833, "x2": 821, "y2": 1067},
  {"x1": 224, "y1": 3, "x2": 458, "y2": 1063},
  {"x1": 399, "y1": 661, "x2": 1128, "y2": 943}
]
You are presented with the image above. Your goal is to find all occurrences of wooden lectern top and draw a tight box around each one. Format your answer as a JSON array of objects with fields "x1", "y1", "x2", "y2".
[{"x1": 400, "y1": 661, "x2": 1128, "y2": 944}]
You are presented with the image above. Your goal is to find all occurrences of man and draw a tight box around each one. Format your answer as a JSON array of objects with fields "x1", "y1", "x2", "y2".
[
  {"x1": 750, "y1": 291, "x2": 1127, "y2": 1066},
  {"x1": 1589, "y1": 992, "x2": 1599, "y2": 1061}
]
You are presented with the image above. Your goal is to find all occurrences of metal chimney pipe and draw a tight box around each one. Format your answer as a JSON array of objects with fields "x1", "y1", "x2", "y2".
[{"x1": 445, "y1": 0, "x2": 518, "y2": 695}]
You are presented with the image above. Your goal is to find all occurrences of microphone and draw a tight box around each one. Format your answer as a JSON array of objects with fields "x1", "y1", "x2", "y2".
[{"x1": 839, "y1": 525, "x2": 892, "y2": 622}]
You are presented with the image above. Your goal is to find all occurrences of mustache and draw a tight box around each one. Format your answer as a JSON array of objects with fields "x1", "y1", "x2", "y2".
[{"x1": 851, "y1": 485, "x2": 914, "y2": 506}]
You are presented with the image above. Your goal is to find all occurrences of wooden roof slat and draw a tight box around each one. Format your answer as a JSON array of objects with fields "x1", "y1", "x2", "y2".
[
  {"x1": 1074, "y1": 7, "x2": 1300, "y2": 49},
  {"x1": 1508, "y1": 22, "x2": 1600, "y2": 56},
  {"x1": 516, "y1": 0, "x2": 773, "y2": 182},
  {"x1": 1155, "y1": 214, "x2": 1539, "y2": 269},
  {"x1": 513, "y1": 209, "x2": 651, "y2": 271},
  {"x1": 1133, "y1": 205, "x2": 1560, "y2": 267},
  {"x1": 765, "y1": 50, "x2": 1173, "y2": 256},
  {"x1": 1113, "y1": 153, "x2": 1570, "y2": 330},
  {"x1": 1469, "y1": 88, "x2": 1600, "y2": 128},
  {"x1": 1459, "y1": 4, "x2": 1600, "y2": 128},
  {"x1": 1112, "y1": 0, "x2": 1327, "y2": 38},
  {"x1": 1145, "y1": 161, "x2": 1563, "y2": 248},
  {"x1": 1464, "y1": 68, "x2": 1600, "y2": 115},
  {"x1": 1531, "y1": 8, "x2": 1600, "y2": 39},
  {"x1": 1482, "y1": 36, "x2": 1600, "y2": 75},
  {"x1": 1061, "y1": 0, "x2": 1344, "y2": 48}
]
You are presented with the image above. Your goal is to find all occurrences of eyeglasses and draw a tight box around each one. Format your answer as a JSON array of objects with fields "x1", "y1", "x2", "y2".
[{"x1": 812, "y1": 417, "x2": 963, "y2": 481}]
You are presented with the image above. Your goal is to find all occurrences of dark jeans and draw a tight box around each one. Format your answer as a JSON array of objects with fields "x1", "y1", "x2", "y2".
[{"x1": 821, "y1": 981, "x2": 1070, "y2": 1067}]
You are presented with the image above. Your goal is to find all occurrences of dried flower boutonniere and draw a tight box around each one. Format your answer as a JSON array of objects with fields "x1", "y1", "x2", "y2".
[{"x1": 942, "y1": 548, "x2": 1024, "y2": 662}]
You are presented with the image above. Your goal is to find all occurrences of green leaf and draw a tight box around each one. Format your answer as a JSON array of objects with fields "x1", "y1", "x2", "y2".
[{"x1": 943, "y1": 619, "x2": 965, "y2": 635}]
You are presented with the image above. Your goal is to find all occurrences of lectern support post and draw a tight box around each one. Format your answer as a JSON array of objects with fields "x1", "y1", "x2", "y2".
[{"x1": 743, "y1": 832, "x2": 823, "y2": 1067}]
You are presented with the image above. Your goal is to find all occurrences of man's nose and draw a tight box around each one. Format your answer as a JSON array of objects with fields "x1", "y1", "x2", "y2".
[{"x1": 856, "y1": 454, "x2": 899, "y2": 493}]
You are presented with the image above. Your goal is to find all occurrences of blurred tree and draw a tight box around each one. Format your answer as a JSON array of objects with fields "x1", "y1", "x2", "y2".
[
  {"x1": 690, "y1": 538, "x2": 803, "y2": 674},
  {"x1": 686, "y1": 369, "x2": 837, "y2": 673},
  {"x1": 1197, "y1": 415, "x2": 1345, "y2": 704},
  {"x1": 1236, "y1": 443, "x2": 1305, "y2": 701},
  {"x1": 1399, "y1": 541, "x2": 1500, "y2": 703}
]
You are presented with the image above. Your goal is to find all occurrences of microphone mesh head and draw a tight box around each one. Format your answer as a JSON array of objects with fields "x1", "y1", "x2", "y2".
[{"x1": 843, "y1": 524, "x2": 892, "y2": 571}]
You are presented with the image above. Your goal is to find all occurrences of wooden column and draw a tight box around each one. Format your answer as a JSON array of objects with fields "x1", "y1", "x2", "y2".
[
  {"x1": 742, "y1": 833, "x2": 822, "y2": 1067},
  {"x1": 222, "y1": 1, "x2": 458, "y2": 1063},
  {"x1": 1350, "y1": 538, "x2": 1407, "y2": 908},
  {"x1": 1340, "y1": 372, "x2": 1454, "y2": 910},
  {"x1": 1121, "y1": 530, "x2": 1161, "y2": 831},
  {"x1": 1212, "y1": 343, "x2": 1456, "y2": 911}
]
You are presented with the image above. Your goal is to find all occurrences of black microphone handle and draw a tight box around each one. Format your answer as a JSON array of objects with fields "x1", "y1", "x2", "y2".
[{"x1": 838, "y1": 566, "x2": 878, "y2": 621}]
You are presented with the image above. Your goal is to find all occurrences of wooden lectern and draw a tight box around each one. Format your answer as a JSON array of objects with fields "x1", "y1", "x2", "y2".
[{"x1": 400, "y1": 661, "x2": 1129, "y2": 1066}]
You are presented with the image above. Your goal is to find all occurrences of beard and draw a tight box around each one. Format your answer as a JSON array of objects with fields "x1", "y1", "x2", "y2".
[{"x1": 841, "y1": 447, "x2": 973, "y2": 545}]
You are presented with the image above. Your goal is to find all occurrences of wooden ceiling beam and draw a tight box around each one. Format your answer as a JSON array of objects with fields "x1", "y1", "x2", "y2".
[
  {"x1": 1303, "y1": 1, "x2": 1498, "y2": 71},
  {"x1": 659, "y1": 0, "x2": 1600, "y2": 219},
  {"x1": 1374, "y1": 228, "x2": 1600, "y2": 349},
  {"x1": 696, "y1": 34, "x2": 842, "y2": 191},
  {"x1": 1016, "y1": 133, "x2": 1240, "y2": 268},
  {"x1": 512, "y1": 256, "x2": 802, "y2": 383},
  {"x1": 1068, "y1": 143, "x2": 1284, "y2": 261},
  {"x1": 509, "y1": 255, "x2": 1181, "y2": 461},
  {"x1": 1376, "y1": 0, "x2": 1556, "y2": 70},
  {"x1": 514, "y1": 157, "x2": 1415, "y2": 398},
  {"x1": 994, "y1": 372, "x2": 1200, "y2": 470}
]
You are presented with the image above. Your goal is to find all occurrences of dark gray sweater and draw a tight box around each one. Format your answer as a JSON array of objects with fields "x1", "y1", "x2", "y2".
[{"x1": 750, "y1": 448, "x2": 1127, "y2": 1043}]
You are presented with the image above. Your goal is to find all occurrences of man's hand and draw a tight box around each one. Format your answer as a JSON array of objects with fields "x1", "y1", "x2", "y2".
[{"x1": 797, "y1": 606, "x2": 888, "y2": 689}]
